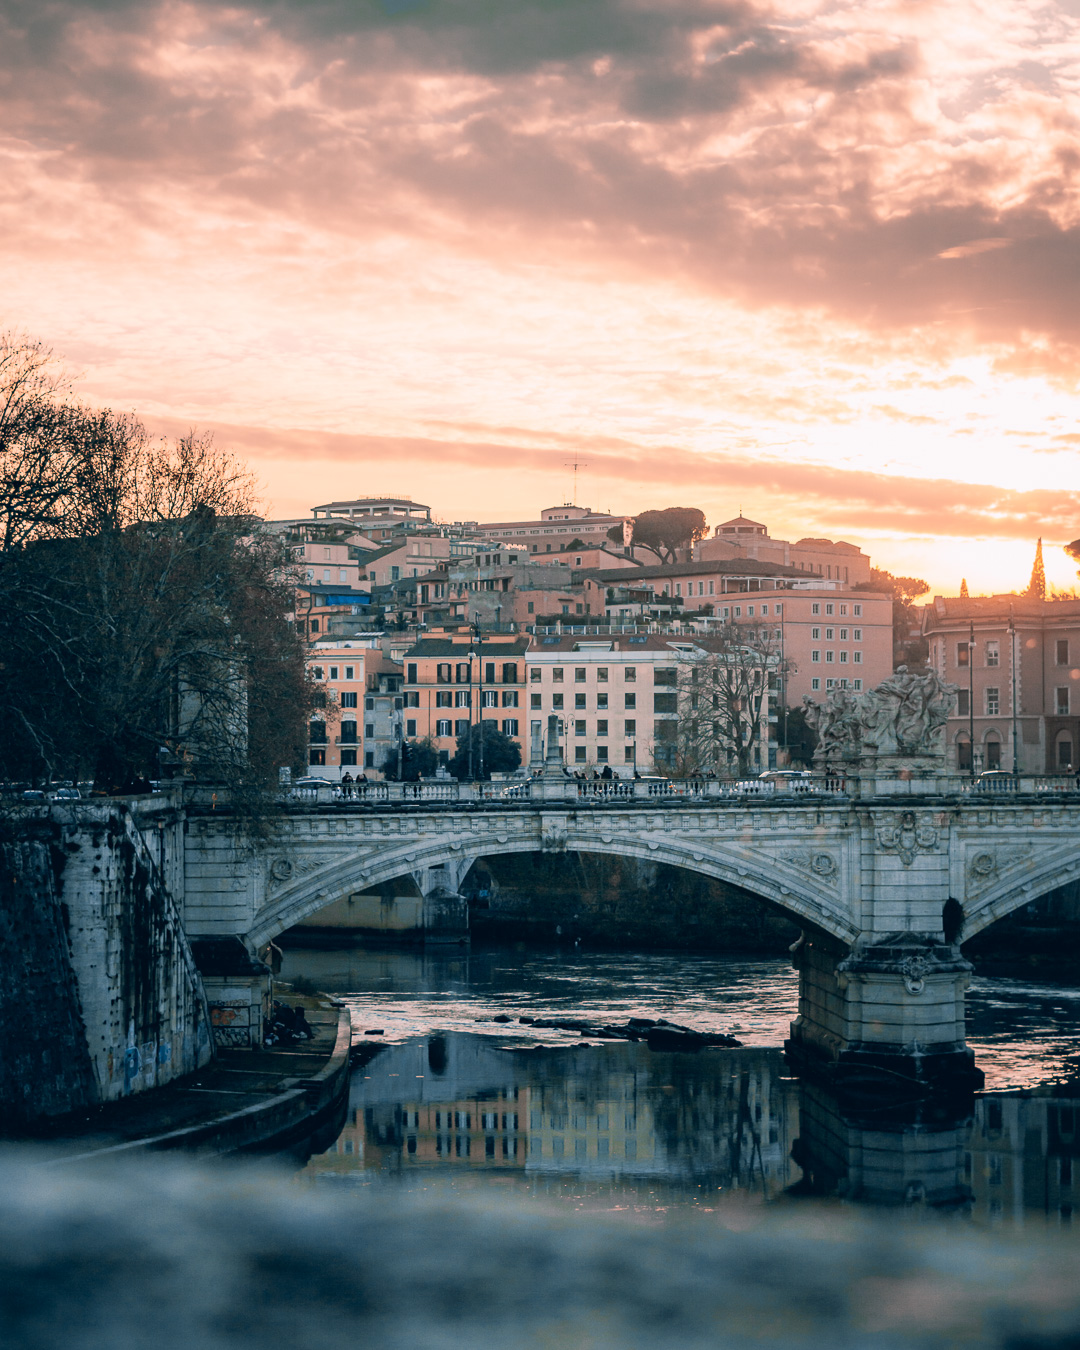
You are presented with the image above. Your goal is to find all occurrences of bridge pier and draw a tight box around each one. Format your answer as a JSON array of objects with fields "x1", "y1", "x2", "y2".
[{"x1": 787, "y1": 933, "x2": 982, "y2": 1094}]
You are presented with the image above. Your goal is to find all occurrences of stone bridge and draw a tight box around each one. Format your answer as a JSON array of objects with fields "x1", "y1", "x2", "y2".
[{"x1": 179, "y1": 772, "x2": 1080, "y2": 1093}]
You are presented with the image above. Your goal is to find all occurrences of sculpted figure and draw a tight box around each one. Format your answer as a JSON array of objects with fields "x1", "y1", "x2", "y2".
[{"x1": 860, "y1": 666, "x2": 959, "y2": 759}]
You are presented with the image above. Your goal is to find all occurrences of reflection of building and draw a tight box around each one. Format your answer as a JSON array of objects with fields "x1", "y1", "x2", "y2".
[{"x1": 966, "y1": 1095, "x2": 1079, "y2": 1225}]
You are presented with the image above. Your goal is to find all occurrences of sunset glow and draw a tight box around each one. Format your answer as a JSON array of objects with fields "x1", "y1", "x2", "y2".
[{"x1": 4, "y1": 0, "x2": 1080, "y2": 592}]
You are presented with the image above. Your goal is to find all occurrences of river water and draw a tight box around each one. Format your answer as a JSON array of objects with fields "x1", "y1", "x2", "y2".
[{"x1": 281, "y1": 946, "x2": 1080, "y2": 1224}]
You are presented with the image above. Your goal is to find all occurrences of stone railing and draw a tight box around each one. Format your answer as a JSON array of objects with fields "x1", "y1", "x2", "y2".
[{"x1": 282, "y1": 771, "x2": 1080, "y2": 808}]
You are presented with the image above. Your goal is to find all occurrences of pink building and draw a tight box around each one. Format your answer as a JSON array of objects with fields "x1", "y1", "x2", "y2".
[{"x1": 695, "y1": 516, "x2": 872, "y2": 585}]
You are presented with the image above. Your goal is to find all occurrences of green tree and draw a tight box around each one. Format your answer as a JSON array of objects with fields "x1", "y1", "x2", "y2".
[
  {"x1": 382, "y1": 737, "x2": 440, "y2": 781},
  {"x1": 868, "y1": 567, "x2": 930, "y2": 668},
  {"x1": 449, "y1": 722, "x2": 522, "y2": 780},
  {"x1": 609, "y1": 507, "x2": 708, "y2": 562},
  {"x1": 1027, "y1": 538, "x2": 1046, "y2": 599}
]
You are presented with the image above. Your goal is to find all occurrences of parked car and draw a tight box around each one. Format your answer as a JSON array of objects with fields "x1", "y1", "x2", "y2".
[
  {"x1": 49, "y1": 787, "x2": 81, "y2": 801},
  {"x1": 21, "y1": 789, "x2": 46, "y2": 802}
]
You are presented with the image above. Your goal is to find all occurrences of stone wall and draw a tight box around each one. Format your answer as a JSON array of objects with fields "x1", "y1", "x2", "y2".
[{"x1": 1, "y1": 799, "x2": 212, "y2": 1126}]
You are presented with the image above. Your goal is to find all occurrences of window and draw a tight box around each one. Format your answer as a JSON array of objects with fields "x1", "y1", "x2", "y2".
[
  {"x1": 826, "y1": 651, "x2": 834, "y2": 663},
  {"x1": 437, "y1": 663, "x2": 451, "y2": 684},
  {"x1": 761, "y1": 605, "x2": 769, "y2": 616},
  {"x1": 455, "y1": 662, "x2": 470, "y2": 684},
  {"x1": 1057, "y1": 638, "x2": 1070, "y2": 666},
  {"x1": 365, "y1": 697, "x2": 374, "y2": 710},
  {"x1": 485, "y1": 662, "x2": 496, "y2": 685},
  {"x1": 575, "y1": 720, "x2": 587, "y2": 737},
  {"x1": 811, "y1": 678, "x2": 820, "y2": 691},
  {"x1": 455, "y1": 690, "x2": 471, "y2": 707},
  {"x1": 437, "y1": 719, "x2": 452, "y2": 737},
  {"x1": 344, "y1": 666, "x2": 355, "y2": 681},
  {"x1": 956, "y1": 688, "x2": 970, "y2": 716},
  {"x1": 853, "y1": 652, "x2": 862, "y2": 664},
  {"x1": 675, "y1": 583, "x2": 682, "y2": 596},
  {"x1": 575, "y1": 746, "x2": 587, "y2": 763},
  {"x1": 986, "y1": 641, "x2": 999, "y2": 667},
  {"x1": 986, "y1": 739, "x2": 1002, "y2": 768},
  {"x1": 531, "y1": 693, "x2": 542, "y2": 709},
  {"x1": 839, "y1": 629, "x2": 848, "y2": 641},
  {"x1": 436, "y1": 691, "x2": 452, "y2": 707},
  {"x1": 312, "y1": 666, "x2": 324, "y2": 681},
  {"x1": 986, "y1": 687, "x2": 1000, "y2": 716},
  {"x1": 527, "y1": 601, "x2": 534, "y2": 614},
  {"x1": 624, "y1": 692, "x2": 636, "y2": 709},
  {"x1": 597, "y1": 692, "x2": 608, "y2": 709},
  {"x1": 654, "y1": 693, "x2": 677, "y2": 713},
  {"x1": 839, "y1": 651, "x2": 848, "y2": 663},
  {"x1": 654, "y1": 668, "x2": 677, "y2": 686},
  {"x1": 624, "y1": 666, "x2": 636, "y2": 681},
  {"x1": 340, "y1": 748, "x2": 357, "y2": 766},
  {"x1": 825, "y1": 628, "x2": 834, "y2": 640},
  {"x1": 839, "y1": 604, "x2": 847, "y2": 616},
  {"x1": 329, "y1": 666, "x2": 339, "y2": 680},
  {"x1": 502, "y1": 719, "x2": 519, "y2": 736},
  {"x1": 812, "y1": 628, "x2": 820, "y2": 640},
  {"x1": 322, "y1": 569, "x2": 331, "y2": 583},
  {"x1": 624, "y1": 719, "x2": 636, "y2": 736},
  {"x1": 407, "y1": 663, "x2": 417, "y2": 683},
  {"x1": 853, "y1": 679, "x2": 862, "y2": 690},
  {"x1": 826, "y1": 604, "x2": 834, "y2": 615},
  {"x1": 309, "y1": 721, "x2": 327, "y2": 743},
  {"x1": 575, "y1": 667, "x2": 586, "y2": 682},
  {"x1": 365, "y1": 723, "x2": 374, "y2": 738},
  {"x1": 853, "y1": 604, "x2": 861, "y2": 616},
  {"x1": 812, "y1": 603, "x2": 820, "y2": 615},
  {"x1": 406, "y1": 719, "x2": 417, "y2": 737},
  {"x1": 747, "y1": 605, "x2": 754, "y2": 616},
  {"x1": 853, "y1": 629, "x2": 861, "y2": 641},
  {"x1": 596, "y1": 745, "x2": 608, "y2": 761},
  {"x1": 597, "y1": 667, "x2": 608, "y2": 682},
  {"x1": 502, "y1": 690, "x2": 519, "y2": 707},
  {"x1": 530, "y1": 667, "x2": 541, "y2": 681},
  {"x1": 573, "y1": 692, "x2": 586, "y2": 710},
  {"x1": 340, "y1": 721, "x2": 357, "y2": 743},
  {"x1": 597, "y1": 719, "x2": 609, "y2": 736},
  {"x1": 553, "y1": 667, "x2": 564, "y2": 682},
  {"x1": 482, "y1": 690, "x2": 498, "y2": 708},
  {"x1": 957, "y1": 643, "x2": 970, "y2": 668},
  {"x1": 403, "y1": 691, "x2": 420, "y2": 707},
  {"x1": 341, "y1": 691, "x2": 358, "y2": 708},
  {"x1": 1058, "y1": 687, "x2": 1070, "y2": 715},
  {"x1": 309, "y1": 748, "x2": 325, "y2": 765},
  {"x1": 553, "y1": 693, "x2": 564, "y2": 709},
  {"x1": 365, "y1": 751, "x2": 375, "y2": 767},
  {"x1": 734, "y1": 606, "x2": 741, "y2": 616},
  {"x1": 811, "y1": 650, "x2": 820, "y2": 663},
  {"x1": 455, "y1": 719, "x2": 470, "y2": 736},
  {"x1": 1058, "y1": 737, "x2": 1074, "y2": 769},
  {"x1": 503, "y1": 662, "x2": 518, "y2": 684}
]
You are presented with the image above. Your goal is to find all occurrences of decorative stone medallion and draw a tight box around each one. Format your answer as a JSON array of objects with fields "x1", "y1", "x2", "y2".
[
  {"x1": 969, "y1": 851, "x2": 996, "y2": 878},
  {"x1": 876, "y1": 811, "x2": 938, "y2": 867},
  {"x1": 811, "y1": 853, "x2": 838, "y2": 878},
  {"x1": 899, "y1": 954, "x2": 929, "y2": 995},
  {"x1": 269, "y1": 858, "x2": 293, "y2": 882}
]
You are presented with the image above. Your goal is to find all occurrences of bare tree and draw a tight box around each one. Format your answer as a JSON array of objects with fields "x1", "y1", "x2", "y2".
[
  {"x1": 0, "y1": 352, "x2": 312, "y2": 796},
  {"x1": 674, "y1": 627, "x2": 785, "y2": 777}
]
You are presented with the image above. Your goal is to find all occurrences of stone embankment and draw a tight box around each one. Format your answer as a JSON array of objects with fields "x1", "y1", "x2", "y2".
[{"x1": 34, "y1": 993, "x2": 351, "y2": 1163}]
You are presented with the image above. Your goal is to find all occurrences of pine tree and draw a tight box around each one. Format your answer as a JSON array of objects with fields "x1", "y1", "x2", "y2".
[
  {"x1": 1027, "y1": 539, "x2": 1046, "y2": 599},
  {"x1": 959, "y1": 578, "x2": 969, "y2": 598}
]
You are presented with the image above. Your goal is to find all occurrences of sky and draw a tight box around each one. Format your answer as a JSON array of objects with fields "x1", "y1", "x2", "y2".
[{"x1": 3, "y1": 0, "x2": 1080, "y2": 595}]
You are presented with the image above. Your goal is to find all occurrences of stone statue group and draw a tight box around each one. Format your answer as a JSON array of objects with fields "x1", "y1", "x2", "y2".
[{"x1": 803, "y1": 666, "x2": 958, "y2": 768}]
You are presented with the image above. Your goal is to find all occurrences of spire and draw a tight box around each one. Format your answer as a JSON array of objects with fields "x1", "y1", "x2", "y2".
[
  {"x1": 1027, "y1": 538, "x2": 1046, "y2": 599},
  {"x1": 959, "y1": 578, "x2": 969, "y2": 599}
]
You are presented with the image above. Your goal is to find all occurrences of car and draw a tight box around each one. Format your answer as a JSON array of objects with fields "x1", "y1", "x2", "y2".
[
  {"x1": 21, "y1": 789, "x2": 46, "y2": 802},
  {"x1": 49, "y1": 787, "x2": 81, "y2": 801},
  {"x1": 759, "y1": 769, "x2": 813, "y2": 781},
  {"x1": 292, "y1": 776, "x2": 333, "y2": 787}
]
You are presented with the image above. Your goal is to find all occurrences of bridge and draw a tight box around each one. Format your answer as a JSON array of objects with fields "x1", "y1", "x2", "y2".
[{"x1": 179, "y1": 768, "x2": 1080, "y2": 1093}]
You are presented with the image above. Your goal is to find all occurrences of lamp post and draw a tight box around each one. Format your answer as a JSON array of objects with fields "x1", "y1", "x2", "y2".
[
  {"x1": 968, "y1": 619, "x2": 975, "y2": 777},
  {"x1": 1009, "y1": 607, "x2": 1019, "y2": 774},
  {"x1": 473, "y1": 612, "x2": 485, "y2": 782},
  {"x1": 466, "y1": 647, "x2": 476, "y2": 781}
]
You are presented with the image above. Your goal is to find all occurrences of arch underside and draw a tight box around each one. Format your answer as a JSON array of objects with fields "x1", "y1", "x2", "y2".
[
  {"x1": 247, "y1": 832, "x2": 859, "y2": 949},
  {"x1": 963, "y1": 842, "x2": 1080, "y2": 940}
]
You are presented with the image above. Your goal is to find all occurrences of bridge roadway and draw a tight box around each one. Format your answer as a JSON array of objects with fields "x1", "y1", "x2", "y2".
[{"x1": 182, "y1": 773, "x2": 1080, "y2": 1093}]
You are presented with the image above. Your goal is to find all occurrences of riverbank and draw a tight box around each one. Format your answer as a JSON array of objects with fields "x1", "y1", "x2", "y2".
[{"x1": 25, "y1": 992, "x2": 352, "y2": 1164}]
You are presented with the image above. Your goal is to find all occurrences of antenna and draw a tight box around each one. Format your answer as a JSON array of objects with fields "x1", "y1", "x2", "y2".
[{"x1": 564, "y1": 458, "x2": 588, "y2": 505}]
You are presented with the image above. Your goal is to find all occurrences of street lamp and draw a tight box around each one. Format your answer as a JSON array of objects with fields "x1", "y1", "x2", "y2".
[
  {"x1": 1009, "y1": 607, "x2": 1019, "y2": 774},
  {"x1": 466, "y1": 647, "x2": 476, "y2": 781},
  {"x1": 474, "y1": 613, "x2": 485, "y2": 782},
  {"x1": 967, "y1": 619, "x2": 975, "y2": 778}
]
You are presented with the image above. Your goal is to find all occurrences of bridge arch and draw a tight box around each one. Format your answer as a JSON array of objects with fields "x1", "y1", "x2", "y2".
[
  {"x1": 246, "y1": 827, "x2": 860, "y2": 950},
  {"x1": 963, "y1": 839, "x2": 1080, "y2": 940}
]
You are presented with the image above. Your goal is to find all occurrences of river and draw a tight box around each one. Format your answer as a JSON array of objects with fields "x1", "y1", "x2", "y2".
[{"x1": 281, "y1": 946, "x2": 1080, "y2": 1224}]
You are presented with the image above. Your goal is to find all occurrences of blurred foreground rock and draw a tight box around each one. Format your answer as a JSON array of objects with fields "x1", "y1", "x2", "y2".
[{"x1": 4, "y1": 1151, "x2": 1080, "y2": 1349}]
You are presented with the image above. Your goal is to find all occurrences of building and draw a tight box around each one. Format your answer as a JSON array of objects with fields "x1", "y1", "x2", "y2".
[
  {"x1": 356, "y1": 537, "x2": 452, "y2": 589},
  {"x1": 583, "y1": 559, "x2": 808, "y2": 616},
  {"x1": 695, "y1": 515, "x2": 872, "y2": 585},
  {"x1": 474, "y1": 503, "x2": 634, "y2": 553},
  {"x1": 923, "y1": 594, "x2": 1080, "y2": 773},
  {"x1": 309, "y1": 497, "x2": 434, "y2": 537},
  {"x1": 305, "y1": 642, "x2": 368, "y2": 781},
  {"x1": 401, "y1": 632, "x2": 531, "y2": 767}
]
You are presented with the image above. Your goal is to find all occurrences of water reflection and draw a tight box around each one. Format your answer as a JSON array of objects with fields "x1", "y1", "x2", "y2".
[{"x1": 285, "y1": 947, "x2": 1080, "y2": 1222}]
